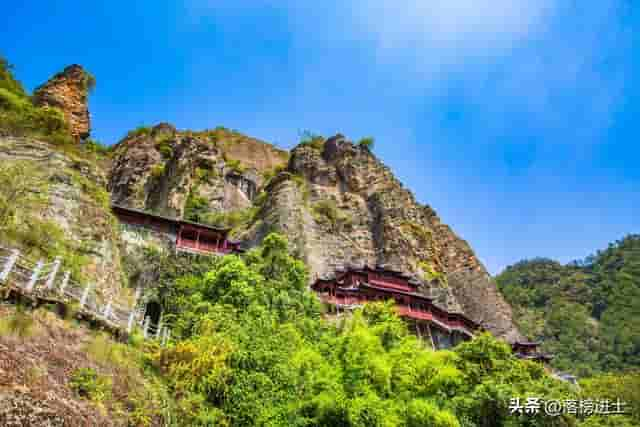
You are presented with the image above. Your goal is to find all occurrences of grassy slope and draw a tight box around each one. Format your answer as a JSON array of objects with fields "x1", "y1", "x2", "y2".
[{"x1": 0, "y1": 304, "x2": 175, "y2": 426}]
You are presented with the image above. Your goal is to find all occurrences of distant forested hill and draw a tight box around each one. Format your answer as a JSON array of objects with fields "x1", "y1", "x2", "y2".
[{"x1": 496, "y1": 234, "x2": 640, "y2": 376}]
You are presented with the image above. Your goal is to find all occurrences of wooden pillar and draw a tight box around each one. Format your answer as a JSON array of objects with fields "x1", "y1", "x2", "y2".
[
  {"x1": 196, "y1": 230, "x2": 201, "y2": 251},
  {"x1": 426, "y1": 323, "x2": 436, "y2": 350},
  {"x1": 176, "y1": 226, "x2": 182, "y2": 248}
]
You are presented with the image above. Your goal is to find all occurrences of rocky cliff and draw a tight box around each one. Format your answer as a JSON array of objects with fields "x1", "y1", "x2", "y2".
[
  {"x1": 0, "y1": 136, "x2": 125, "y2": 300},
  {"x1": 33, "y1": 65, "x2": 92, "y2": 141},
  {"x1": 242, "y1": 135, "x2": 523, "y2": 341},
  {"x1": 108, "y1": 123, "x2": 288, "y2": 220},
  {"x1": 108, "y1": 128, "x2": 522, "y2": 340},
  {"x1": 2, "y1": 115, "x2": 522, "y2": 340}
]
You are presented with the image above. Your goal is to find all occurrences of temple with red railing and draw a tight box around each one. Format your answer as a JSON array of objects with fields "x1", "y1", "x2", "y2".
[
  {"x1": 311, "y1": 265, "x2": 479, "y2": 349},
  {"x1": 112, "y1": 204, "x2": 243, "y2": 256},
  {"x1": 312, "y1": 265, "x2": 552, "y2": 360}
]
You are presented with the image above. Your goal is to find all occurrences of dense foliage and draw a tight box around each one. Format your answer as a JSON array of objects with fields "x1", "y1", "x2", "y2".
[
  {"x1": 496, "y1": 235, "x2": 640, "y2": 376},
  {"x1": 141, "y1": 233, "x2": 607, "y2": 427}
]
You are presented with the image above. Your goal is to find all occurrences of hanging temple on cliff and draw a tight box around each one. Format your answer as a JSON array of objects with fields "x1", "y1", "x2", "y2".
[
  {"x1": 113, "y1": 203, "x2": 552, "y2": 363},
  {"x1": 31, "y1": 63, "x2": 553, "y2": 365}
]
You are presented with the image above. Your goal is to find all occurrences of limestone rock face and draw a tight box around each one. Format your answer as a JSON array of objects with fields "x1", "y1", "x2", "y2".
[
  {"x1": 222, "y1": 135, "x2": 289, "y2": 176},
  {"x1": 243, "y1": 136, "x2": 524, "y2": 341},
  {"x1": 108, "y1": 124, "x2": 287, "y2": 219},
  {"x1": 0, "y1": 136, "x2": 124, "y2": 300},
  {"x1": 33, "y1": 65, "x2": 92, "y2": 140}
]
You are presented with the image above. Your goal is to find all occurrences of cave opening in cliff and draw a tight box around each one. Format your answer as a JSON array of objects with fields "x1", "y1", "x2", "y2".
[{"x1": 144, "y1": 301, "x2": 162, "y2": 327}]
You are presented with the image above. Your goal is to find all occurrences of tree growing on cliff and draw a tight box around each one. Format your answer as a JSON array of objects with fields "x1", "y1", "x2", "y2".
[
  {"x1": 0, "y1": 161, "x2": 48, "y2": 230},
  {"x1": 0, "y1": 56, "x2": 27, "y2": 97},
  {"x1": 358, "y1": 136, "x2": 375, "y2": 151}
]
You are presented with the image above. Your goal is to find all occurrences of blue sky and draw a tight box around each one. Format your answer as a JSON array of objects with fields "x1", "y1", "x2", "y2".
[{"x1": 2, "y1": 1, "x2": 638, "y2": 274}]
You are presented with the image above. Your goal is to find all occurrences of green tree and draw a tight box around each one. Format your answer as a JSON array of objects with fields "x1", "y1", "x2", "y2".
[
  {"x1": 496, "y1": 235, "x2": 640, "y2": 374},
  {"x1": 0, "y1": 161, "x2": 49, "y2": 230}
]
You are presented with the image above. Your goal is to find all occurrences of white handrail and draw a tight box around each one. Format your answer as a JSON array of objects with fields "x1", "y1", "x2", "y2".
[{"x1": 0, "y1": 242, "x2": 171, "y2": 346}]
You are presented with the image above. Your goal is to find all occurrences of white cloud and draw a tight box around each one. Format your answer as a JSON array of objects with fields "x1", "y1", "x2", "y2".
[
  {"x1": 186, "y1": 0, "x2": 631, "y2": 147},
  {"x1": 332, "y1": 0, "x2": 629, "y2": 146},
  {"x1": 344, "y1": 0, "x2": 556, "y2": 54}
]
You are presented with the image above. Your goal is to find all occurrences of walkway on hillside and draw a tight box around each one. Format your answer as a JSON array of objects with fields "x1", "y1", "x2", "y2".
[{"x1": 0, "y1": 243, "x2": 170, "y2": 345}]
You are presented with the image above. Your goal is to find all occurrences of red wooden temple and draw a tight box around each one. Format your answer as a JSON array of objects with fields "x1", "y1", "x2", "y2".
[
  {"x1": 311, "y1": 265, "x2": 479, "y2": 349},
  {"x1": 312, "y1": 265, "x2": 552, "y2": 360},
  {"x1": 112, "y1": 205, "x2": 243, "y2": 256}
]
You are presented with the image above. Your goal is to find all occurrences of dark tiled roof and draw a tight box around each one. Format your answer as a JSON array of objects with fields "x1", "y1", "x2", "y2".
[
  {"x1": 358, "y1": 282, "x2": 433, "y2": 301},
  {"x1": 112, "y1": 204, "x2": 231, "y2": 233}
]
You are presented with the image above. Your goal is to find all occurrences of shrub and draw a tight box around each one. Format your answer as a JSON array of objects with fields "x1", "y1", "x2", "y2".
[
  {"x1": 83, "y1": 138, "x2": 110, "y2": 155},
  {"x1": 85, "y1": 333, "x2": 132, "y2": 367},
  {"x1": 226, "y1": 159, "x2": 246, "y2": 174},
  {"x1": 0, "y1": 87, "x2": 31, "y2": 110},
  {"x1": 402, "y1": 221, "x2": 432, "y2": 244},
  {"x1": 418, "y1": 261, "x2": 446, "y2": 285},
  {"x1": 253, "y1": 190, "x2": 268, "y2": 208},
  {"x1": 357, "y1": 137, "x2": 375, "y2": 150},
  {"x1": 0, "y1": 306, "x2": 35, "y2": 337},
  {"x1": 290, "y1": 173, "x2": 311, "y2": 202},
  {"x1": 13, "y1": 217, "x2": 89, "y2": 281},
  {"x1": 0, "y1": 87, "x2": 68, "y2": 138},
  {"x1": 126, "y1": 126, "x2": 152, "y2": 140},
  {"x1": 298, "y1": 130, "x2": 325, "y2": 151},
  {"x1": 312, "y1": 199, "x2": 352, "y2": 231},
  {"x1": 24, "y1": 366, "x2": 46, "y2": 387},
  {"x1": 194, "y1": 166, "x2": 218, "y2": 184},
  {"x1": 146, "y1": 233, "x2": 581, "y2": 426},
  {"x1": 407, "y1": 399, "x2": 460, "y2": 427},
  {"x1": 150, "y1": 163, "x2": 165, "y2": 178},
  {"x1": 201, "y1": 207, "x2": 259, "y2": 233},
  {"x1": 184, "y1": 190, "x2": 209, "y2": 223},
  {"x1": 71, "y1": 171, "x2": 110, "y2": 208},
  {"x1": 0, "y1": 56, "x2": 27, "y2": 97},
  {"x1": 70, "y1": 367, "x2": 112, "y2": 402},
  {"x1": 158, "y1": 143, "x2": 173, "y2": 159},
  {"x1": 0, "y1": 57, "x2": 75, "y2": 145},
  {"x1": 0, "y1": 161, "x2": 48, "y2": 230}
]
